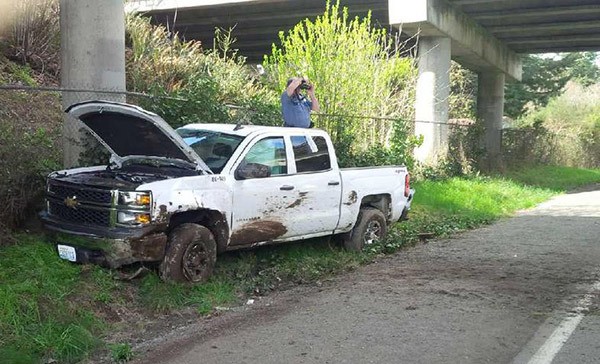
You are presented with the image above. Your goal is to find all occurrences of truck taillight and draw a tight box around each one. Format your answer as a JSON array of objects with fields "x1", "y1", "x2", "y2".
[{"x1": 404, "y1": 174, "x2": 410, "y2": 197}]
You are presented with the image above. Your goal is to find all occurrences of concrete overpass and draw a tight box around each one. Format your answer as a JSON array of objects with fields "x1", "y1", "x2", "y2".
[
  {"x1": 128, "y1": 0, "x2": 600, "y2": 63},
  {"x1": 118, "y1": 1, "x2": 600, "y2": 166}
]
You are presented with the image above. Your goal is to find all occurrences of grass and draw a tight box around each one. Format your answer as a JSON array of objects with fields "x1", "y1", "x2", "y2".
[
  {"x1": 109, "y1": 343, "x2": 134, "y2": 363},
  {"x1": 501, "y1": 166, "x2": 600, "y2": 191},
  {"x1": 138, "y1": 274, "x2": 236, "y2": 314},
  {"x1": 413, "y1": 177, "x2": 554, "y2": 219},
  {"x1": 0, "y1": 237, "x2": 104, "y2": 363},
  {"x1": 0, "y1": 165, "x2": 598, "y2": 363}
]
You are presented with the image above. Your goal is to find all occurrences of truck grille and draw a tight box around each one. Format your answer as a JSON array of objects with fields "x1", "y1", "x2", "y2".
[
  {"x1": 47, "y1": 179, "x2": 114, "y2": 227},
  {"x1": 48, "y1": 181, "x2": 112, "y2": 205},
  {"x1": 48, "y1": 201, "x2": 111, "y2": 226}
]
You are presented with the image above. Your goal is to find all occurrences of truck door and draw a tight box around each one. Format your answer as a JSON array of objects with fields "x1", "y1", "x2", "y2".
[
  {"x1": 287, "y1": 134, "x2": 342, "y2": 235},
  {"x1": 230, "y1": 136, "x2": 302, "y2": 245}
]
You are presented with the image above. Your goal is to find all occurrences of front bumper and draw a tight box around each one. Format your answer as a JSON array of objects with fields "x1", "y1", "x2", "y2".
[{"x1": 41, "y1": 212, "x2": 167, "y2": 268}]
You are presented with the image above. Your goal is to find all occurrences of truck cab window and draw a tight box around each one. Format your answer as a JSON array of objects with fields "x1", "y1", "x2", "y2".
[
  {"x1": 176, "y1": 129, "x2": 243, "y2": 173},
  {"x1": 291, "y1": 136, "x2": 331, "y2": 173},
  {"x1": 242, "y1": 137, "x2": 287, "y2": 177}
]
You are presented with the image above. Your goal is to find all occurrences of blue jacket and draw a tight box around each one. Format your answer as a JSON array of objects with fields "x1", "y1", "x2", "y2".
[{"x1": 281, "y1": 92, "x2": 312, "y2": 128}]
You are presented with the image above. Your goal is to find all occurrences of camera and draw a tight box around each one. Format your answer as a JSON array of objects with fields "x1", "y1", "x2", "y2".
[{"x1": 299, "y1": 80, "x2": 311, "y2": 90}]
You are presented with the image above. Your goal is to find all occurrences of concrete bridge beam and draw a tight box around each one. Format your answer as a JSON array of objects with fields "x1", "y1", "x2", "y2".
[
  {"x1": 390, "y1": 0, "x2": 522, "y2": 81},
  {"x1": 390, "y1": 0, "x2": 521, "y2": 166},
  {"x1": 60, "y1": 0, "x2": 126, "y2": 167},
  {"x1": 414, "y1": 36, "x2": 451, "y2": 164},
  {"x1": 477, "y1": 71, "x2": 505, "y2": 170}
]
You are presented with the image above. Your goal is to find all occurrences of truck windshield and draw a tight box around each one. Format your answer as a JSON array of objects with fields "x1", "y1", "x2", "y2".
[{"x1": 176, "y1": 129, "x2": 244, "y2": 173}]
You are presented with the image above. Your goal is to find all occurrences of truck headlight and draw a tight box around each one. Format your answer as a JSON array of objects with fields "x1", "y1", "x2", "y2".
[
  {"x1": 118, "y1": 191, "x2": 152, "y2": 207},
  {"x1": 117, "y1": 211, "x2": 151, "y2": 225}
]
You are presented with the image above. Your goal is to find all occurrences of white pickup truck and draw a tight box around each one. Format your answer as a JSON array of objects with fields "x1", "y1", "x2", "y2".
[{"x1": 41, "y1": 101, "x2": 414, "y2": 282}]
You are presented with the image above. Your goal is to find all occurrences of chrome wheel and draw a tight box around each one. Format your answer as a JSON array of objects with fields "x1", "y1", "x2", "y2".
[{"x1": 363, "y1": 219, "x2": 383, "y2": 245}]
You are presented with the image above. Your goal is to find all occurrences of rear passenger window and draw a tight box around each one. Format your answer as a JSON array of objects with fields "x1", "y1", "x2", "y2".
[{"x1": 291, "y1": 136, "x2": 331, "y2": 173}]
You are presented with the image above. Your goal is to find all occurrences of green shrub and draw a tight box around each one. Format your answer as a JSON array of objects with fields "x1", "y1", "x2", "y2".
[
  {"x1": 502, "y1": 124, "x2": 556, "y2": 168},
  {"x1": 514, "y1": 81, "x2": 600, "y2": 168},
  {"x1": 109, "y1": 343, "x2": 134, "y2": 363},
  {"x1": 263, "y1": 0, "x2": 417, "y2": 166},
  {"x1": 0, "y1": 114, "x2": 61, "y2": 238},
  {"x1": 125, "y1": 15, "x2": 279, "y2": 128},
  {"x1": 5, "y1": 63, "x2": 38, "y2": 86},
  {"x1": 338, "y1": 119, "x2": 417, "y2": 169},
  {"x1": 449, "y1": 61, "x2": 477, "y2": 120}
]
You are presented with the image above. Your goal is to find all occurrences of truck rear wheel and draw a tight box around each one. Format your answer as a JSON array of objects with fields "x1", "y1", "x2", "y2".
[
  {"x1": 159, "y1": 223, "x2": 217, "y2": 283},
  {"x1": 344, "y1": 207, "x2": 388, "y2": 251}
]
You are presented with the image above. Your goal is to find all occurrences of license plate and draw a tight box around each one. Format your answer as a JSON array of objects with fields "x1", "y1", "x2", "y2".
[{"x1": 57, "y1": 244, "x2": 77, "y2": 262}]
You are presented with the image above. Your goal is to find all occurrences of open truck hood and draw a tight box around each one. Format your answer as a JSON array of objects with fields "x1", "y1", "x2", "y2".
[{"x1": 66, "y1": 101, "x2": 212, "y2": 173}]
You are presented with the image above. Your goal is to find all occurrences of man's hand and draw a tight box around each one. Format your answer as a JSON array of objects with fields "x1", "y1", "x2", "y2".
[
  {"x1": 305, "y1": 78, "x2": 320, "y2": 113},
  {"x1": 286, "y1": 77, "x2": 304, "y2": 97}
]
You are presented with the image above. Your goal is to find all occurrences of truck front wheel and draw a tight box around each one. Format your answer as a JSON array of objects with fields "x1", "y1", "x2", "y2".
[
  {"x1": 159, "y1": 223, "x2": 217, "y2": 283},
  {"x1": 344, "y1": 207, "x2": 388, "y2": 251}
]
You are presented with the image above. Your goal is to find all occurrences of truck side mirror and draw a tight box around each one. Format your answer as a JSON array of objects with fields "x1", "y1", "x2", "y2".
[{"x1": 235, "y1": 162, "x2": 271, "y2": 180}]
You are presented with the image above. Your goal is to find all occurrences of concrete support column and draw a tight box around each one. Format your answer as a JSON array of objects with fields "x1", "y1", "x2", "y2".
[
  {"x1": 60, "y1": 0, "x2": 126, "y2": 167},
  {"x1": 477, "y1": 71, "x2": 505, "y2": 170},
  {"x1": 414, "y1": 36, "x2": 451, "y2": 164}
]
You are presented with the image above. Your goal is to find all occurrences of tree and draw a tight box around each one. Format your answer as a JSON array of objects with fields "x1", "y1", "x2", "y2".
[{"x1": 505, "y1": 52, "x2": 600, "y2": 118}]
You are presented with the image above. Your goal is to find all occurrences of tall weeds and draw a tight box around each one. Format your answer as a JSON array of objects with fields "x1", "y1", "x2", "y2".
[
  {"x1": 1, "y1": 0, "x2": 60, "y2": 76},
  {"x1": 125, "y1": 15, "x2": 279, "y2": 127},
  {"x1": 0, "y1": 115, "x2": 61, "y2": 238},
  {"x1": 516, "y1": 81, "x2": 600, "y2": 168}
]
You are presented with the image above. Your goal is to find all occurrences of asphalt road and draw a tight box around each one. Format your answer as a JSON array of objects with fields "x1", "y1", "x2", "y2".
[{"x1": 135, "y1": 184, "x2": 600, "y2": 364}]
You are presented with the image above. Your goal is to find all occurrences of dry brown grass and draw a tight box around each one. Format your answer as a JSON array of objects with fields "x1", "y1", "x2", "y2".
[{"x1": 1, "y1": 0, "x2": 60, "y2": 76}]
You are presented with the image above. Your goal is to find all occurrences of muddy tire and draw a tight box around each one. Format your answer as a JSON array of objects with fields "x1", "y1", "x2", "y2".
[
  {"x1": 159, "y1": 223, "x2": 217, "y2": 283},
  {"x1": 343, "y1": 207, "x2": 388, "y2": 252}
]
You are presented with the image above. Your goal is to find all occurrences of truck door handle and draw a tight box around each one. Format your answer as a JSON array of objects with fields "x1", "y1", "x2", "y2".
[
  {"x1": 328, "y1": 181, "x2": 340, "y2": 186},
  {"x1": 280, "y1": 185, "x2": 295, "y2": 191}
]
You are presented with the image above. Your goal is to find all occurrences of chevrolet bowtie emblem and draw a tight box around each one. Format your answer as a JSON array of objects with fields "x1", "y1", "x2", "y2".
[{"x1": 64, "y1": 196, "x2": 79, "y2": 209}]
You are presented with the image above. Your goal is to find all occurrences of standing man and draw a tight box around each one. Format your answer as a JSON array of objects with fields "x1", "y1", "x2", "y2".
[{"x1": 281, "y1": 77, "x2": 320, "y2": 128}]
